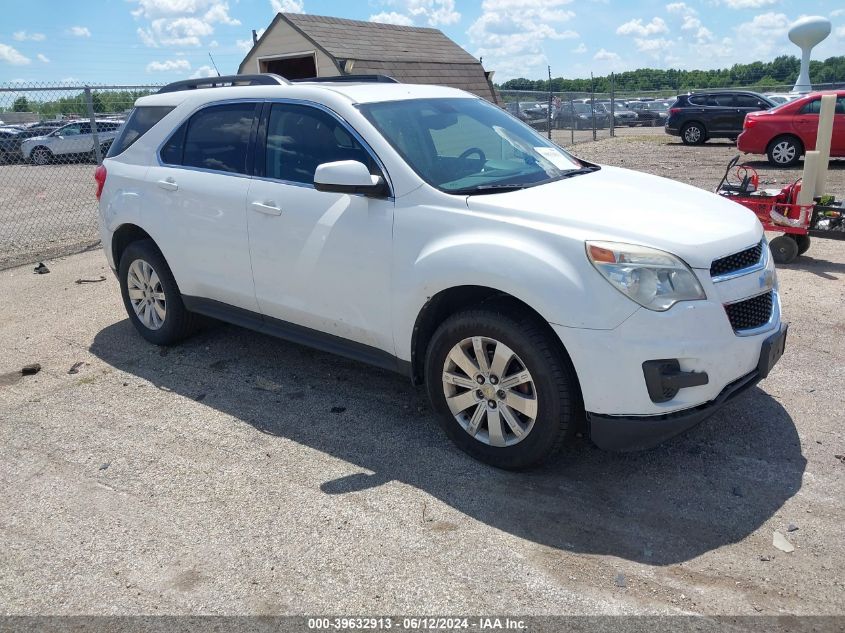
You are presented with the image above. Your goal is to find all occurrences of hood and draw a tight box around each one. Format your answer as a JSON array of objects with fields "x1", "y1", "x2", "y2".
[
  {"x1": 465, "y1": 165, "x2": 763, "y2": 269},
  {"x1": 22, "y1": 135, "x2": 49, "y2": 145}
]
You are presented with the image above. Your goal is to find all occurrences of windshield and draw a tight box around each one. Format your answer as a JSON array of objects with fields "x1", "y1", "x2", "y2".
[{"x1": 359, "y1": 98, "x2": 584, "y2": 194}]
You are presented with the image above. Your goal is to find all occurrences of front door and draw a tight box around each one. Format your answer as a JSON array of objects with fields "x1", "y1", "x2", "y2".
[{"x1": 246, "y1": 102, "x2": 395, "y2": 354}]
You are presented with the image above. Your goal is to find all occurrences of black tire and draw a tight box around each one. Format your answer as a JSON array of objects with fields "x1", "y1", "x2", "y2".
[
  {"x1": 769, "y1": 235, "x2": 799, "y2": 264},
  {"x1": 792, "y1": 233, "x2": 811, "y2": 256},
  {"x1": 30, "y1": 147, "x2": 52, "y2": 165},
  {"x1": 681, "y1": 122, "x2": 705, "y2": 145},
  {"x1": 424, "y1": 299, "x2": 578, "y2": 470},
  {"x1": 118, "y1": 239, "x2": 197, "y2": 346},
  {"x1": 767, "y1": 135, "x2": 803, "y2": 167}
]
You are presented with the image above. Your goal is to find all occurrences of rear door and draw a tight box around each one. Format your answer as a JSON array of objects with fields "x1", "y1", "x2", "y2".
[
  {"x1": 734, "y1": 94, "x2": 770, "y2": 134},
  {"x1": 706, "y1": 94, "x2": 737, "y2": 133},
  {"x1": 832, "y1": 96, "x2": 845, "y2": 155},
  {"x1": 792, "y1": 98, "x2": 820, "y2": 151},
  {"x1": 143, "y1": 101, "x2": 260, "y2": 311}
]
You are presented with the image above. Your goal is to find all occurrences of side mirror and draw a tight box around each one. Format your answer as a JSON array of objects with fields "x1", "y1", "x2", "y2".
[{"x1": 313, "y1": 160, "x2": 388, "y2": 197}]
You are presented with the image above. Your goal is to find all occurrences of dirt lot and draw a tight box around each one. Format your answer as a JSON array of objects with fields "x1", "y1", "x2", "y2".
[{"x1": 1, "y1": 129, "x2": 844, "y2": 617}]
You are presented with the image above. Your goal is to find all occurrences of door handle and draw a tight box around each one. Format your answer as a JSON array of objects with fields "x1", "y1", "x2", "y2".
[
  {"x1": 157, "y1": 177, "x2": 178, "y2": 192},
  {"x1": 251, "y1": 200, "x2": 282, "y2": 216}
]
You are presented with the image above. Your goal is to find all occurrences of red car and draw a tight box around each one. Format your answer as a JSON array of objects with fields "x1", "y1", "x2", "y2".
[{"x1": 737, "y1": 91, "x2": 845, "y2": 167}]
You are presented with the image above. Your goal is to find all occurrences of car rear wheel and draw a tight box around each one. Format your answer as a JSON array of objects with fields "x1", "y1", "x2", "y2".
[
  {"x1": 681, "y1": 123, "x2": 705, "y2": 145},
  {"x1": 31, "y1": 147, "x2": 52, "y2": 166},
  {"x1": 424, "y1": 300, "x2": 577, "y2": 470},
  {"x1": 119, "y1": 239, "x2": 197, "y2": 346},
  {"x1": 767, "y1": 136, "x2": 802, "y2": 167}
]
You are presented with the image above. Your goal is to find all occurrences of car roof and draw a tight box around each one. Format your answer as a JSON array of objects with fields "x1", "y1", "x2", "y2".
[{"x1": 136, "y1": 81, "x2": 473, "y2": 109}]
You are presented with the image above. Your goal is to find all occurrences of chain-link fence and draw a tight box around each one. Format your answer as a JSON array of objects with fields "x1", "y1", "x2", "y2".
[{"x1": 0, "y1": 83, "x2": 160, "y2": 269}]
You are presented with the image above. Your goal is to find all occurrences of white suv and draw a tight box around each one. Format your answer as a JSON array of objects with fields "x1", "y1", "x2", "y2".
[
  {"x1": 22, "y1": 119, "x2": 122, "y2": 165},
  {"x1": 96, "y1": 74, "x2": 786, "y2": 469}
]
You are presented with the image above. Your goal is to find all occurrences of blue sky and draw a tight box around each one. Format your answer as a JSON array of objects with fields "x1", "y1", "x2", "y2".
[{"x1": 1, "y1": 0, "x2": 843, "y2": 84}]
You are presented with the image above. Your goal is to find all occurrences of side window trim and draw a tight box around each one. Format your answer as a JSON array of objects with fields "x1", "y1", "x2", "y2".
[
  {"x1": 255, "y1": 98, "x2": 393, "y2": 198},
  {"x1": 156, "y1": 99, "x2": 261, "y2": 178}
]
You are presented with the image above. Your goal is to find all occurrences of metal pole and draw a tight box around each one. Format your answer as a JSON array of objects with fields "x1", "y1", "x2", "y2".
[
  {"x1": 547, "y1": 65, "x2": 553, "y2": 140},
  {"x1": 570, "y1": 97, "x2": 574, "y2": 146},
  {"x1": 610, "y1": 72, "x2": 615, "y2": 138},
  {"x1": 591, "y1": 72, "x2": 596, "y2": 141},
  {"x1": 84, "y1": 87, "x2": 102, "y2": 165}
]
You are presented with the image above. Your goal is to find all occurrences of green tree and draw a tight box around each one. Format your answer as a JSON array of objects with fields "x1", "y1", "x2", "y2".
[{"x1": 13, "y1": 96, "x2": 30, "y2": 112}]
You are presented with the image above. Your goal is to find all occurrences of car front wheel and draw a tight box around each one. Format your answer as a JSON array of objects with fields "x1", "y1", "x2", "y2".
[
  {"x1": 425, "y1": 301, "x2": 577, "y2": 470},
  {"x1": 30, "y1": 147, "x2": 52, "y2": 165},
  {"x1": 119, "y1": 239, "x2": 196, "y2": 346}
]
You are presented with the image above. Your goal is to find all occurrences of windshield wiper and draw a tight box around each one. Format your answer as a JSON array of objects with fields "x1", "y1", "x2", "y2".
[
  {"x1": 448, "y1": 183, "x2": 533, "y2": 195},
  {"x1": 557, "y1": 165, "x2": 600, "y2": 179}
]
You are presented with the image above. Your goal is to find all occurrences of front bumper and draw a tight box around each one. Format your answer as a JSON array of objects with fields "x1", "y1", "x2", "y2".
[
  {"x1": 588, "y1": 321, "x2": 786, "y2": 451},
  {"x1": 587, "y1": 367, "x2": 761, "y2": 451}
]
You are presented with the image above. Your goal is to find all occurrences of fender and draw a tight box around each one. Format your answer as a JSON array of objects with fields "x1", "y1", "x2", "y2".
[{"x1": 391, "y1": 224, "x2": 638, "y2": 363}]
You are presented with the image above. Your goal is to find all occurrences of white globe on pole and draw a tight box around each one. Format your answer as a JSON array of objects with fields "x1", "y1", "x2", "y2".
[{"x1": 788, "y1": 16, "x2": 831, "y2": 93}]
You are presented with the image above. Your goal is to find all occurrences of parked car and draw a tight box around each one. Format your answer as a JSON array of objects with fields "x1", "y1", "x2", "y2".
[
  {"x1": 556, "y1": 102, "x2": 608, "y2": 129},
  {"x1": 665, "y1": 91, "x2": 776, "y2": 145},
  {"x1": 737, "y1": 90, "x2": 845, "y2": 166},
  {"x1": 0, "y1": 127, "x2": 24, "y2": 163},
  {"x1": 608, "y1": 103, "x2": 638, "y2": 126},
  {"x1": 629, "y1": 101, "x2": 670, "y2": 127},
  {"x1": 764, "y1": 93, "x2": 800, "y2": 105},
  {"x1": 97, "y1": 75, "x2": 785, "y2": 469},
  {"x1": 21, "y1": 119, "x2": 123, "y2": 165},
  {"x1": 504, "y1": 101, "x2": 530, "y2": 122}
]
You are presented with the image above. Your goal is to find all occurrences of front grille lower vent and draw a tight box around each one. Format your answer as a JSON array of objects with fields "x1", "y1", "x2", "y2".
[
  {"x1": 710, "y1": 241, "x2": 763, "y2": 278},
  {"x1": 724, "y1": 291, "x2": 773, "y2": 332}
]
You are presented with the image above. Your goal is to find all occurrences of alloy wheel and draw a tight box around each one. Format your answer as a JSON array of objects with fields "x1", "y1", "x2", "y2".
[
  {"x1": 127, "y1": 258, "x2": 166, "y2": 330},
  {"x1": 684, "y1": 125, "x2": 702, "y2": 143},
  {"x1": 441, "y1": 336, "x2": 538, "y2": 447},
  {"x1": 32, "y1": 149, "x2": 49, "y2": 165}
]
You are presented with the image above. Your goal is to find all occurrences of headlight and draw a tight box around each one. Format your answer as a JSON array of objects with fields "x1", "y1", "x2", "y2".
[{"x1": 586, "y1": 241, "x2": 706, "y2": 311}]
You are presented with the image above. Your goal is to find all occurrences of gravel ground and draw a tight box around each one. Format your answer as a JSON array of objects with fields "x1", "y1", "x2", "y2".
[
  {"x1": 1, "y1": 129, "x2": 844, "y2": 618},
  {"x1": 0, "y1": 162, "x2": 100, "y2": 270}
]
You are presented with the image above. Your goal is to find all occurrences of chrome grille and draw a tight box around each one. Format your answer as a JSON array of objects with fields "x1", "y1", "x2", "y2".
[
  {"x1": 710, "y1": 241, "x2": 764, "y2": 279},
  {"x1": 724, "y1": 291, "x2": 773, "y2": 332}
]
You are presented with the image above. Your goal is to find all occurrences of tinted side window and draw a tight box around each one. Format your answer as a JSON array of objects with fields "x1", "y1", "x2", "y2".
[
  {"x1": 710, "y1": 94, "x2": 735, "y2": 107},
  {"x1": 108, "y1": 106, "x2": 174, "y2": 157},
  {"x1": 181, "y1": 103, "x2": 256, "y2": 174},
  {"x1": 265, "y1": 103, "x2": 375, "y2": 184},
  {"x1": 160, "y1": 121, "x2": 187, "y2": 165},
  {"x1": 800, "y1": 99, "x2": 820, "y2": 115},
  {"x1": 688, "y1": 96, "x2": 708, "y2": 106},
  {"x1": 736, "y1": 95, "x2": 764, "y2": 108},
  {"x1": 837, "y1": 97, "x2": 845, "y2": 114},
  {"x1": 78, "y1": 123, "x2": 92, "y2": 135}
]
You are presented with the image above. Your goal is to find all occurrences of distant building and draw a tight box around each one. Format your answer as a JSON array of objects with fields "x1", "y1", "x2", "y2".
[{"x1": 238, "y1": 12, "x2": 498, "y2": 103}]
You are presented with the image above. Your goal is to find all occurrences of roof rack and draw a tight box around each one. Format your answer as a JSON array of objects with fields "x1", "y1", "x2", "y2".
[
  {"x1": 157, "y1": 74, "x2": 289, "y2": 94},
  {"x1": 291, "y1": 74, "x2": 399, "y2": 84}
]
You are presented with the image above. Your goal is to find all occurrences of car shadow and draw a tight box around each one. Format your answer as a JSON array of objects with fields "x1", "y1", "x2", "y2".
[{"x1": 90, "y1": 319, "x2": 805, "y2": 566}]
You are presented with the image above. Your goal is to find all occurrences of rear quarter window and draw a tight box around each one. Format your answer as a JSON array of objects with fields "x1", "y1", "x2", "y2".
[{"x1": 107, "y1": 106, "x2": 174, "y2": 158}]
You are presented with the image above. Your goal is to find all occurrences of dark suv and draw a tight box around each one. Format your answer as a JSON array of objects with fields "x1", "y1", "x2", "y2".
[{"x1": 666, "y1": 91, "x2": 775, "y2": 145}]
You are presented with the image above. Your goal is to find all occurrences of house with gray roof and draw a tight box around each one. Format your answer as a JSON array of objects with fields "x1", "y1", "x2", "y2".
[{"x1": 237, "y1": 13, "x2": 498, "y2": 103}]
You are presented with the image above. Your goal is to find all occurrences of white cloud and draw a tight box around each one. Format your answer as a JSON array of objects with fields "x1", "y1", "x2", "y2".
[
  {"x1": 681, "y1": 15, "x2": 701, "y2": 30},
  {"x1": 132, "y1": 0, "x2": 240, "y2": 48},
  {"x1": 616, "y1": 17, "x2": 669, "y2": 37},
  {"x1": 721, "y1": 0, "x2": 778, "y2": 8},
  {"x1": 572, "y1": 42, "x2": 587, "y2": 54},
  {"x1": 665, "y1": 2, "x2": 692, "y2": 14},
  {"x1": 138, "y1": 17, "x2": 215, "y2": 47},
  {"x1": 835, "y1": 25, "x2": 845, "y2": 38},
  {"x1": 69, "y1": 26, "x2": 92, "y2": 37},
  {"x1": 146, "y1": 58, "x2": 192, "y2": 72},
  {"x1": 593, "y1": 48, "x2": 620, "y2": 61},
  {"x1": 37, "y1": 53, "x2": 50, "y2": 63},
  {"x1": 831, "y1": 9, "x2": 845, "y2": 18},
  {"x1": 736, "y1": 11, "x2": 790, "y2": 38},
  {"x1": 270, "y1": 0, "x2": 305, "y2": 12},
  {"x1": 468, "y1": 0, "x2": 578, "y2": 80},
  {"x1": 369, "y1": 12, "x2": 414, "y2": 26},
  {"x1": 635, "y1": 37, "x2": 672, "y2": 53},
  {"x1": 190, "y1": 64, "x2": 218, "y2": 78},
  {"x1": 236, "y1": 27, "x2": 264, "y2": 53},
  {"x1": 13, "y1": 31, "x2": 46, "y2": 41},
  {"x1": 0, "y1": 43, "x2": 30, "y2": 65}
]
